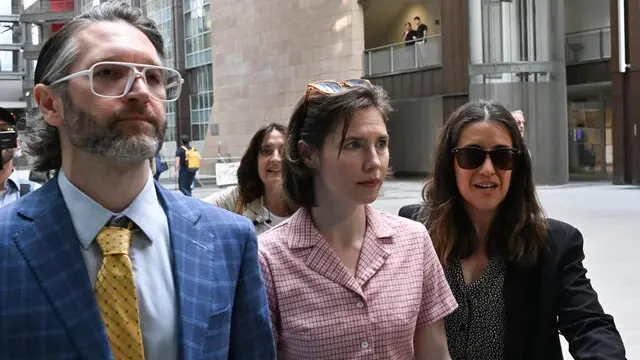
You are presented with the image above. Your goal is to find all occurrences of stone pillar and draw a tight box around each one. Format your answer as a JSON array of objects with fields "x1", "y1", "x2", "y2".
[
  {"x1": 468, "y1": 0, "x2": 568, "y2": 185},
  {"x1": 206, "y1": 0, "x2": 365, "y2": 158},
  {"x1": 611, "y1": 0, "x2": 640, "y2": 184}
]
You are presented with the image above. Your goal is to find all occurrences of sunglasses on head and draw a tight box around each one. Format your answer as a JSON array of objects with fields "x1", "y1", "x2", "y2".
[
  {"x1": 452, "y1": 146, "x2": 521, "y2": 170},
  {"x1": 304, "y1": 79, "x2": 372, "y2": 103}
]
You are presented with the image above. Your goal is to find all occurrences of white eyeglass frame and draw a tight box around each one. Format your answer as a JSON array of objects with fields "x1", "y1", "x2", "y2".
[{"x1": 49, "y1": 61, "x2": 184, "y2": 102}]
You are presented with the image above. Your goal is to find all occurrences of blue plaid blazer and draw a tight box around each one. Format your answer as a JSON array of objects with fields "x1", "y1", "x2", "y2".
[{"x1": 0, "y1": 177, "x2": 276, "y2": 360}]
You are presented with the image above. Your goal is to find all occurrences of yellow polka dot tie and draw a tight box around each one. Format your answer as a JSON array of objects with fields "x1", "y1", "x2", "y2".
[{"x1": 95, "y1": 220, "x2": 145, "y2": 360}]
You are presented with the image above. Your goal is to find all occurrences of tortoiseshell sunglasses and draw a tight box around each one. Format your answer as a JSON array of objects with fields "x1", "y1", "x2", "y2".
[{"x1": 303, "y1": 79, "x2": 373, "y2": 103}]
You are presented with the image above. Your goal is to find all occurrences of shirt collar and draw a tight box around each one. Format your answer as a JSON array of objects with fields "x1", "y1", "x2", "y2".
[
  {"x1": 58, "y1": 168, "x2": 164, "y2": 249},
  {"x1": 4, "y1": 169, "x2": 20, "y2": 191},
  {"x1": 286, "y1": 205, "x2": 395, "y2": 249}
]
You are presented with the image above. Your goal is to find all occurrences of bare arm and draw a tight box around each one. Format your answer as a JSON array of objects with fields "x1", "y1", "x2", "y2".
[
  {"x1": 414, "y1": 319, "x2": 451, "y2": 360},
  {"x1": 174, "y1": 156, "x2": 180, "y2": 172}
]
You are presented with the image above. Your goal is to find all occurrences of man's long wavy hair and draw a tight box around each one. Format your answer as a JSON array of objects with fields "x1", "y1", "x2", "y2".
[
  {"x1": 235, "y1": 122, "x2": 295, "y2": 214},
  {"x1": 423, "y1": 100, "x2": 547, "y2": 267},
  {"x1": 23, "y1": 2, "x2": 164, "y2": 172}
]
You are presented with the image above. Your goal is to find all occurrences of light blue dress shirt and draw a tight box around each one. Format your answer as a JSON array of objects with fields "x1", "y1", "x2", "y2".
[
  {"x1": 57, "y1": 168, "x2": 178, "y2": 360},
  {"x1": 0, "y1": 170, "x2": 41, "y2": 208}
]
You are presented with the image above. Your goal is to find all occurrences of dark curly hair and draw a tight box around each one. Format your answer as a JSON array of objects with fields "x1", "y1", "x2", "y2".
[{"x1": 235, "y1": 122, "x2": 290, "y2": 212}]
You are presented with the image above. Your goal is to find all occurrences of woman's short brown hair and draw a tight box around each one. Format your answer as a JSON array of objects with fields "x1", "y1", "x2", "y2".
[{"x1": 283, "y1": 84, "x2": 392, "y2": 208}]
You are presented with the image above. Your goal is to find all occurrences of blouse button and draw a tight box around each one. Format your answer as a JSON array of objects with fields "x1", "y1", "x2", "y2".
[
  {"x1": 360, "y1": 341, "x2": 369, "y2": 349},
  {"x1": 356, "y1": 301, "x2": 365, "y2": 309}
]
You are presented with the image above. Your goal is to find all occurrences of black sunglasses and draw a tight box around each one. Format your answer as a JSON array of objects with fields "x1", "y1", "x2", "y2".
[{"x1": 452, "y1": 146, "x2": 521, "y2": 170}]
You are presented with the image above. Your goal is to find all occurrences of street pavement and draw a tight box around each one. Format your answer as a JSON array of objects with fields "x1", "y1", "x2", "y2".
[{"x1": 185, "y1": 179, "x2": 638, "y2": 358}]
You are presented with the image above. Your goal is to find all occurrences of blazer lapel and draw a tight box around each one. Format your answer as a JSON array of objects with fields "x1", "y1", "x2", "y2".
[
  {"x1": 13, "y1": 179, "x2": 110, "y2": 359},
  {"x1": 504, "y1": 261, "x2": 540, "y2": 360},
  {"x1": 158, "y1": 188, "x2": 213, "y2": 359}
]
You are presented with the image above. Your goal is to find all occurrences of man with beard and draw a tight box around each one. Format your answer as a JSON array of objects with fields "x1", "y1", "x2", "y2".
[
  {"x1": 0, "y1": 3, "x2": 275, "y2": 360},
  {"x1": 0, "y1": 106, "x2": 40, "y2": 207}
]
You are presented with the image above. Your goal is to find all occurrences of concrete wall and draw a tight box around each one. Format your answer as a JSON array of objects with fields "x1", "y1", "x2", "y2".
[
  {"x1": 565, "y1": 0, "x2": 610, "y2": 33},
  {"x1": 387, "y1": 96, "x2": 442, "y2": 175},
  {"x1": 206, "y1": 0, "x2": 365, "y2": 158}
]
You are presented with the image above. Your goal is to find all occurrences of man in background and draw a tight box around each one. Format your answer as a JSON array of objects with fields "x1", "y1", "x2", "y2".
[
  {"x1": 175, "y1": 134, "x2": 197, "y2": 196},
  {"x1": 413, "y1": 16, "x2": 428, "y2": 41},
  {"x1": 0, "y1": 107, "x2": 40, "y2": 207},
  {"x1": 511, "y1": 110, "x2": 526, "y2": 138}
]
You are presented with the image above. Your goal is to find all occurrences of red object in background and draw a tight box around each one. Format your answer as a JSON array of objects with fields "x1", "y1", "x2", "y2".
[
  {"x1": 51, "y1": 0, "x2": 74, "y2": 12},
  {"x1": 52, "y1": 23, "x2": 64, "y2": 33},
  {"x1": 50, "y1": 0, "x2": 72, "y2": 34}
]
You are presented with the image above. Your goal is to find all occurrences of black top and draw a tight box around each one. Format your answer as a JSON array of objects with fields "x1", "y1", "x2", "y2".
[
  {"x1": 175, "y1": 145, "x2": 190, "y2": 172},
  {"x1": 445, "y1": 258, "x2": 506, "y2": 360},
  {"x1": 403, "y1": 30, "x2": 417, "y2": 43},
  {"x1": 415, "y1": 23, "x2": 428, "y2": 38},
  {"x1": 398, "y1": 204, "x2": 627, "y2": 360}
]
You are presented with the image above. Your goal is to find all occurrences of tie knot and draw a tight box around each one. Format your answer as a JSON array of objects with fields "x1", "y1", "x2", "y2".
[{"x1": 96, "y1": 218, "x2": 134, "y2": 256}]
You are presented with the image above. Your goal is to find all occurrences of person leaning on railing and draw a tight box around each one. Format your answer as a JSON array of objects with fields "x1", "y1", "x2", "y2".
[{"x1": 203, "y1": 122, "x2": 296, "y2": 234}]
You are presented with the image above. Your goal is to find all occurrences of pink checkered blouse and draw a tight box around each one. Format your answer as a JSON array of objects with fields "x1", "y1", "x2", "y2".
[{"x1": 258, "y1": 205, "x2": 458, "y2": 360}]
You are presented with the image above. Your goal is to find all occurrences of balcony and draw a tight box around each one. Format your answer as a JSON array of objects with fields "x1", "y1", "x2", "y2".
[
  {"x1": 0, "y1": 6, "x2": 22, "y2": 22},
  {"x1": 20, "y1": 0, "x2": 75, "y2": 24},
  {"x1": 22, "y1": 43, "x2": 43, "y2": 60},
  {"x1": 0, "y1": 42, "x2": 24, "y2": 52},
  {"x1": 363, "y1": 34, "x2": 442, "y2": 77},
  {"x1": 0, "y1": 71, "x2": 25, "y2": 80},
  {"x1": 565, "y1": 27, "x2": 611, "y2": 65}
]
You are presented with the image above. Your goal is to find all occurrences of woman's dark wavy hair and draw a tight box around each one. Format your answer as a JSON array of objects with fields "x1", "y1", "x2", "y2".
[
  {"x1": 283, "y1": 84, "x2": 392, "y2": 209},
  {"x1": 423, "y1": 100, "x2": 547, "y2": 267},
  {"x1": 235, "y1": 122, "x2": 293, "y2": 212}
]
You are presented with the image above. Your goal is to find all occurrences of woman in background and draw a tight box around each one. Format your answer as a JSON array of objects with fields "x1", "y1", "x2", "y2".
[{"x1": 204, "y1": 122, "x2": 295, "y2": 234}]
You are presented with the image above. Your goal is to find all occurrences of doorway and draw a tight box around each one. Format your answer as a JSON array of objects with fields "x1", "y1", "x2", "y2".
[{"x1": 567, "y1": 97, "x2": 612, "y2": 178}]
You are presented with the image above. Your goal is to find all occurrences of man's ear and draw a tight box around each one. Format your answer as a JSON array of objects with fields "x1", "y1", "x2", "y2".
[
  {"x1": 34, "y1": 84, "x2": 64, "y2": 127},
  {"x1": 298, "y1": 140, "x2": 319, "y2": 170}
]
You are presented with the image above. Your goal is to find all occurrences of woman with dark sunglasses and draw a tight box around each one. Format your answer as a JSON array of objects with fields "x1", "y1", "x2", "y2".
[
  {"x1": 258, "y1": 80, "x2": 457, "y2": 359},
  {"x1": 400, "y1": 100, "x2": 626, "y2": 360}
]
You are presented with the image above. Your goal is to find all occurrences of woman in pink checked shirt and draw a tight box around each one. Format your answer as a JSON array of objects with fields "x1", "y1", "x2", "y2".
[{"x1": 258, "y1": 79, "x2": 458, "y2": 360}]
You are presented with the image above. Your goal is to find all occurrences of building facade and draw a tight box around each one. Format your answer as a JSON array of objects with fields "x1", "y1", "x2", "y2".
[
  {"x1": 206, "y1": 0, "x2": 637, "y2": 185},
  {"x1": 0, "y1": 0, "x2": 27, "y2": 117},
  {"x1": 15, "y1": 0, "x2": 211, "y2": 158}
]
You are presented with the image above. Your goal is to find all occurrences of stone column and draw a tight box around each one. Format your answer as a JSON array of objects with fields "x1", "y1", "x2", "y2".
[{"x1": 206, "y1": 0, "x2": 365, "y2": 158}]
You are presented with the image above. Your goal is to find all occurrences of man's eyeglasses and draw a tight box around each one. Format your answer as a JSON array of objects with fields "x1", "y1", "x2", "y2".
[
  {"x1": 304, "y1": 79, "x2": 372, "y2": 103},
  {"x1": 49, "y1": 61, "x2": 184, "y2": 102},
  {"x1": 452, "y1": 146, "x2": 521, "y2": 170}
]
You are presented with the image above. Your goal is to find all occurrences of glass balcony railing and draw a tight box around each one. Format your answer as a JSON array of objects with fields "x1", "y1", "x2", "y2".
[
  {"x1": 565, "y1": 27, "x2": 611, "y2": 64},
  {"x1": 363, "y1": 34, "x2": 442, "y2": 77}
]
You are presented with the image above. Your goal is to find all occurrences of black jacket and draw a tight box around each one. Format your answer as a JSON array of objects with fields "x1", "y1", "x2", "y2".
[{"x1": 398, "y1": 204, "x2": 626, "y2": 360}]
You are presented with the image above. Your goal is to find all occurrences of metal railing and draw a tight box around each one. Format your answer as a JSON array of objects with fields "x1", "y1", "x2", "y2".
[
  {"x1": 363, "y1": 34, "x2": 442, "y2": 77},
  {"x1": 9, "y1": 5, "x2": 23, "y2": 14},
  {"x1": 565, "y1": 27, "x2": 611, "y2": 64},
  {"x1": 23, "y1": 0, "x2": 75, "y2": 14}
]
